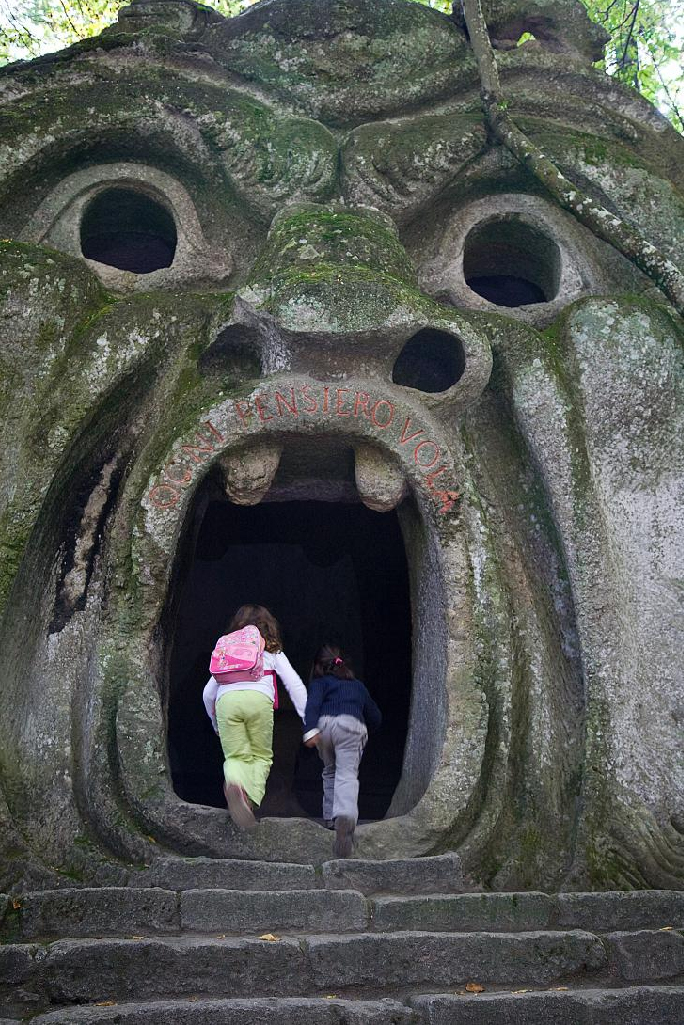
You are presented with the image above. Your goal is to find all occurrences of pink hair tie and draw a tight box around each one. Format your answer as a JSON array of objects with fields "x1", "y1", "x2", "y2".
[{"x1": 334, "y1": 657, "x2": 343, "y2": 665}]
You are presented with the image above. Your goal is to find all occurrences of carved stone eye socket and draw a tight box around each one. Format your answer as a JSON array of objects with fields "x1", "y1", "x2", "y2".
[
  {"x1": 80, "y1": 187, "x2": 178, "y2": 273},
  {"x1": 392, "y1": 328, "x2": 466, "y2": 393},
  {"x1": 464, "y1": 217, "x2": 561, "y2": 307}
]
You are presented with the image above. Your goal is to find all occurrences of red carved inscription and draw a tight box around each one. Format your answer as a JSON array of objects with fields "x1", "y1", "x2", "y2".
[
  {"x1": 148, "y1": 420, "x2": 225, "y2": 510},
  {"x1": 147, "y1": 385, "x2": 461, "y2": 515},
  {"x1": 275, "y1": 388, "x2": 298, "y2": 417},
  {"x1": 231, "y1": 385, "x2": 459, "y2": 513}
]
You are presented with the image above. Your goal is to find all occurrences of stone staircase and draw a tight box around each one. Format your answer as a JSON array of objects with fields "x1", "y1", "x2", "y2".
[{"x1": 1, "y1": 853, "x2": 683, "y2": 1023}]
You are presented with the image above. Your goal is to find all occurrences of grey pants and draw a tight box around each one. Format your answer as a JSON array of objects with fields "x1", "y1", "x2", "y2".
[{"x1": 317, "y1": 715, "x2": 368, "y2": 825}]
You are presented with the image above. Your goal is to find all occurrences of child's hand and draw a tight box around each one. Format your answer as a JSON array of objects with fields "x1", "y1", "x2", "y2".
[{"x1": 304, "y1": 736, "x2": 319, "y2": 748}]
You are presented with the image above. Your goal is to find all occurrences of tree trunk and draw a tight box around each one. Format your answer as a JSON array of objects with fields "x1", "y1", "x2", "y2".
[{"x1": 461, "y1": 0, "x2": 684, "y2": 317}]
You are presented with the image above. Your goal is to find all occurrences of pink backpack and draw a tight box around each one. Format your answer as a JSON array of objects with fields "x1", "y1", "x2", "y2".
[{"x1": 210, "y1": 625, "x2": 265, "y2": 684}]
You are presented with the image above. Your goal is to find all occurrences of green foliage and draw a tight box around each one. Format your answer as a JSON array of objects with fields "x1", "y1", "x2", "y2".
[
  {"x1": 0, "y1": 0, "x2": 253, "y2": 62},
  {"x1": 411, "y1": 0, "x2": 451, "y2": 10},
  {"x1": 0, "y1": 0, "x2": 118, "y2": 60},
  {"x1": 581, "y1": 0, "x2": 684, "y2": 130},
  {"x1": 0, "y1": 0, "x2": 681, "y2": 130}
]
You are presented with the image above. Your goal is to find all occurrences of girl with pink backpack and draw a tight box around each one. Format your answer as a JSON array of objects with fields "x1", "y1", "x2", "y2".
[{"x1": 203, "y1": 604, "x2": 308, "y2": 830}]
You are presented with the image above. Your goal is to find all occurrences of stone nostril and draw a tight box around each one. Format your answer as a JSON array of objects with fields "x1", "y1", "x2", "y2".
[
  {"x1": 392, "y1": 327, "x2": 466, "y2": 394},
  {"x1": 199, "y1": 324, "x2": 263, "y2": 378}
]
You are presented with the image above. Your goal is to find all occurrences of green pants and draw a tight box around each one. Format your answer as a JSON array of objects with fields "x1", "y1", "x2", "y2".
[{"x1": 215, "y1": 689, "x2": 274, "y2": 807}]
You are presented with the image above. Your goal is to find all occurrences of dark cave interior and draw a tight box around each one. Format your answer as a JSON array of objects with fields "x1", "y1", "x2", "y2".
[{"x1": 168, "y1": 498, "x2": 412, "y2": 821}]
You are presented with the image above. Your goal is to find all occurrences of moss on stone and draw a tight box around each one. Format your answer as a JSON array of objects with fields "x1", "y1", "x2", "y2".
[
  {"x1": 0, "y1": 243, "x2": 112, "y2": 611},
  {"x1": 251, "y1": 209, "x2": 414, "y2": 284},
  {"x1": 520, "y1": 120, "x2": 658, "y2": 173},
  {"x1": 0, "y1": 71, "x2": 337, "y2": 222},
  {"x1": 205, "y1": 0, "x2": 470, "y2": 125},
  {"x1": 342, "y1": 110, "x2": 486, "y2": 194},
  {"x1": 248, "y1": 262, "x2": 434, "y2": 333}
]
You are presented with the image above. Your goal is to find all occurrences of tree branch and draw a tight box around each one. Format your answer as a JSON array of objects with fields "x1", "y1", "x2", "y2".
[
  {"x1": 616, "y1": 1, "x2": 640, "y2": 89},
  {"x1": 640, "y1": 26, "x2": 684, "y2": 134},
  {"x1": 461, "y1": 0, "x2": 684, "y2": 317},
  {"x1": 57, "y1": 0, "x2": 81, "y2": 39}
]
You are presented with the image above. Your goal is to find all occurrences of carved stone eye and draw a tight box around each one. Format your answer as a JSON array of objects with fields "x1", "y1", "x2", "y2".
[
  {"x1": 19, "y1": 163, "x2": 233, "y2": 290},
  {"x1": 80, "y1": 187, "x2": 178, "y2": 273},
  {"x1": 464, "y1": 217, "x2": 561, "y2": 307},
  {"x1": 392, "y1": 328, "x2": 466, "y2": 393}
]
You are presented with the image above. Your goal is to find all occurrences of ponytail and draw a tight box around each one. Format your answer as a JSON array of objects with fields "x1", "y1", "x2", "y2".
[{"x1": 311, "y1": 643, "x2": 355, "y2": 681}]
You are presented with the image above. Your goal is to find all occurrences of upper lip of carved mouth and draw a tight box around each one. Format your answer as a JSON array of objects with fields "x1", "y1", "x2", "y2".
[{"x1": 145, "y1": 376, "x2": 461, "y2": 518}]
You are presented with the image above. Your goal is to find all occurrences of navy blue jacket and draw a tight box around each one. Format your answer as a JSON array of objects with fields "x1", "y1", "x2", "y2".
[{"x1": 304, "y1": 675, "x2": 382, "y2": 734}]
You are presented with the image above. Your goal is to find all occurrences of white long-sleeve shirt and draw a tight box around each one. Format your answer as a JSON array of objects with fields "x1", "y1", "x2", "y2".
[{"x1": 202, "y1": 650, "x2": 308, "y2": 725}]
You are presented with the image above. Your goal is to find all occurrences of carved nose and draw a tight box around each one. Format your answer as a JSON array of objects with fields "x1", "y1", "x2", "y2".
[
  {"x1": 199, "y1": 204, "x2": 492, "y2": 414},
  {"x1": 239, "y1": 203, "x2": 418, "y2": 347}
]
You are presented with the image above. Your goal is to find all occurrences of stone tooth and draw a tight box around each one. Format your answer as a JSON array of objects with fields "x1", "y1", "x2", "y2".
[
  {"x1": 221, "y1": 443, "x2": 282, "y2": 505},
  {"x1": 354, "y1": 443, "x2": 407, "y2": 513}
]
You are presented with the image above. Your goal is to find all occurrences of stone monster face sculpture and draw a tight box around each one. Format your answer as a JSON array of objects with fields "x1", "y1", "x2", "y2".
[{"x1": 0, "y1": 0, "x2": 682, "y2": 889}]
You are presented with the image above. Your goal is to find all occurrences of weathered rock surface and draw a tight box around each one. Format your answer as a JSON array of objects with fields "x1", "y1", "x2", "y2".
[
  {"x1": 0, "y1": 0, "x2": 682, "y2": 901},
  {"x1": 410, "y1": 987, "x2": 684, "y2": 1024}
]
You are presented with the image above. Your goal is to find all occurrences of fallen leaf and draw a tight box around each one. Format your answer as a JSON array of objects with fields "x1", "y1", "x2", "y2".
[
  {"x1": 659, "y1": 926, "x2": 674, "y2": 931},
  {"x1": 454, "y1": 990, "x2": 469, "y2": 996},
  {"x1": 129, "y1": 935, "x2": 144, "y2": 940},
  {"x1": 146, "y1": 836, "x2": 157, "y2": 843},
  {"x1": 95, "y1": 1002, "x2": 117, "y2": 1007},
  {"x1": 512, "y1": 989, "x2": 530, "y2": 994},
  {"x1": 549, "y1": 986, "x2": 569, "y2": 991},
  {"x1": 11, "y1": 899, "x2": 21, "y2": 910},
  {"x1": 323, "y1": 995, "x2": 338, "y2": 1000},
  {"x1": 259, "y1": 933, "x2": 280, "y2": 942},
  {"x1": 465, "y1": 982, "x2": 484, "y2": 994}
]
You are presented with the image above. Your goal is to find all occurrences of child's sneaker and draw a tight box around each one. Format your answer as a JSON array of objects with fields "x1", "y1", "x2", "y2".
[
  {"x1": 224, "y1": 781, "x2": 257, "y2": 830},
  {"x1": 333, "y1": 815, "x2": 355, "y2": 857}
]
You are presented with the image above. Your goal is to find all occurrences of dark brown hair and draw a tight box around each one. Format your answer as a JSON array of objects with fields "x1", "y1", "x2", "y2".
[
  {"x1": 227, "y1": 604, "x2": 282, "y2": 654},
  {"x1": 312, "y1": 643, "x2": 355, "y2": 680}
]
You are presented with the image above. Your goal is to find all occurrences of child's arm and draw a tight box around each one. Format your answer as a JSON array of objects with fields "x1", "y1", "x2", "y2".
[
  {"x1": 363, "y1": 687, "x2": 382, "y2": 732},
  {"x1": 203, "y1": 677, "x2": 220, "y2": 734},
  {"x1": 273, "y1": 652, "x2": 308, "y2": 720},
  {"x1": 303, "y1": 679, "x2": 324, "y2": 743}
]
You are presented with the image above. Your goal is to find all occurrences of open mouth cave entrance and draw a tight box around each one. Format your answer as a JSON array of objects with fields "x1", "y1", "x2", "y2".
[{"x1": 168, "y1": 492, "x2": 411, "y2": 821}]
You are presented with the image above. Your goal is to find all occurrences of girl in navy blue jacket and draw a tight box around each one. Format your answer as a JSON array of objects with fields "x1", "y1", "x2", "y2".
[{"x1": 303, "y1": 643, "x2": 382, "y2": 857}]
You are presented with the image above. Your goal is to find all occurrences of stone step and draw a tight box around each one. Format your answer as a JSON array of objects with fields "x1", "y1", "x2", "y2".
[
  {"x1": 322, "y1": 852, "x2": 463, "y2": 894},
  {"x1": 125, "y1": 857, "x2": 320, "y2": 892},
  {"x1": 410, "y1": 986, "x2": 684, "y2": 1023},
  {"x1": 5, "y1": 887, "x2": 682, "y2": 942},
  {"x1": 0, "y1": 930, "x2": 623, "y2": 1010},
  {"x1": 371, "y1": 889, "x2": 684, "y2": 934},
  {"x1": 3, "y1": 987, "x2": 684, "y2": 1025},
  {"x1": 2, "y1": 928, "x2": 683, "y2": 1018},
  {"x1": 19, "y1": 987, "x2": 684, "y2": 1025},
  {"x1": 20, "y1": 997, "x2": 416, "y2": 1025},
  {"x1": 3, "y1": 888, "x2": 370, "y2": 941},
  {"x1": 124, "y1": 852, "x2": 463, "y2": 895}
]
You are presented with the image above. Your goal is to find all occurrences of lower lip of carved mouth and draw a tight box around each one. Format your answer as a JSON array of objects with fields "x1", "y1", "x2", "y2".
[{"x1": 165, "y1": 434, "x2": 419, "y2": 823}]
